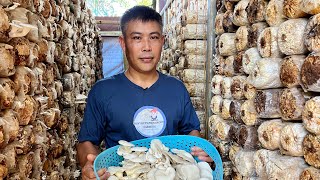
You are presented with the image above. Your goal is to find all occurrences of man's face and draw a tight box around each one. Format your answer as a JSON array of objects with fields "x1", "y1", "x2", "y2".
[{"x1": 119, "y1": 20, "x2": 164, "y2": 74}]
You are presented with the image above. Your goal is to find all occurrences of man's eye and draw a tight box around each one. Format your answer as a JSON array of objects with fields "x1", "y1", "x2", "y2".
[
  {"x1": 133, "y1": 36, "x2": 141, "y2": 40},
  {"x1": 151, "y1": 36, "x2": 159, "y2": 40}
]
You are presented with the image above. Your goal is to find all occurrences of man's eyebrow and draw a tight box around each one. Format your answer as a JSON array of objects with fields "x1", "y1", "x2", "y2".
[
  {"x1": 129, "y1": 32, "x2": 161, "y2": 36},
  {"x1": 130, "y1": 32, "x2": 142, "y2": 36},
  {"x1": 150, "y1": 32, "x2": 161, "y2": 35}
]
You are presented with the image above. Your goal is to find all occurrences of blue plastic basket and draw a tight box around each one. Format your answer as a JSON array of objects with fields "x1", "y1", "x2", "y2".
[{"x1": 94, "y1": 135, "x2": 223, "y2": 180}]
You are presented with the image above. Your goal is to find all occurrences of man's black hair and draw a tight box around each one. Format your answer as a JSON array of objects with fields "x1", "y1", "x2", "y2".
[{"x1": 120, "y1": 6, "x2": 163, "y2": 36}]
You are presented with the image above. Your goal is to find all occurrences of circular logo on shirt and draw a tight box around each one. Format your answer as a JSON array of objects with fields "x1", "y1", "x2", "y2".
[{"x1": 133, "y1": 106, "x2": 166, "y2": 137}]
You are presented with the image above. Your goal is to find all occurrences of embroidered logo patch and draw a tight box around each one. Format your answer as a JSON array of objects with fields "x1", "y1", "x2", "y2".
[{"x1": 133, "y1": 106, "x2": 166, "y2": 137}]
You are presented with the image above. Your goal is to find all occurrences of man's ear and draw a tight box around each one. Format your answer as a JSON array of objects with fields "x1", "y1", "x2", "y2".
[
  {"x1": 161, "y1": 35, "x2": 165, "y2": 45},
  {"x1": 119, "y1": 35, "x2": 126, "y2": 52}
]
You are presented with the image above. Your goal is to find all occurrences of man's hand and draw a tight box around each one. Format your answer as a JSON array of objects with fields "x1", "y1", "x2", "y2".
[
  {"x1": 191, "y1": 146, "x2": 213, "y2": 163},
  {"x1": 81, "y1": 154, "x2": 110, "y2": 180},
  {"x1": 188, "y1": 131, "x2": 213, "y2": 163}
]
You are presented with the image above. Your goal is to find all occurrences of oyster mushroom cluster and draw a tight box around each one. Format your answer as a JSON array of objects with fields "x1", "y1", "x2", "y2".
[{"x1": 107, "y1": 139, "x2": 213, "y2": 180}]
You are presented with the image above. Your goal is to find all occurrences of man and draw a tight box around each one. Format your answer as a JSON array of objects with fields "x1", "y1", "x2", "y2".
[{"x1": 77, "y1": 6, "x2": 212, "y2": 180}]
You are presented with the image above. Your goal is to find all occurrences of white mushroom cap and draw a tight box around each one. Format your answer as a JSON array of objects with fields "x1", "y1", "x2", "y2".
[
  {"x1": 130, "y1": 153, "x2": 147, "y2": 163},
  {"x1": 123, "y1": 153, "x2": 138, "y2": 160},
  {"x1": 3, "y1": 2, "x2": 20, "y2": 11},
  {"x1": 147, "y1": 147, "x2": 163, "y2": 159},
  {"x1": 155, "y1": 155, "x2": 171, "y2": 169},
  {"x1": 197, "y1": 161, "x2": 211, "y2": 170},
  {"x1": 118, "y1": 140, "x2": 135, "y2": 147},
  {"x1": 162, "y1": 150, "x2": 190, "y2": 165},
  {"x1": 157, "y1": 167, "x2": 176, "y2": 180},
  {"x1": 108, "y1": 166, "x2": 125, "y2": 175},
  {"x1": 120, "y1": 176, "x2": 135, "y2": 180},
  {"x1": 126, "y1": 164, "x2": 151, "y2": 178},
  {"x1": 171, "y1": 149, "x2": 196, "y2": 163},
  {"x1": 9, "y1": 21, "x2": 36, "y2": 38},
  {"x1": 147, "y1": 168, "x2": 157, "y2": 180},
  {"x1": 146, "y1": 150, "x2": 158, "y2": 164},
  {"x1": 120, "y1": 160, "x2": 136, "y2": 169},
  {"x1": 176, "y1": 164, "x2": 200, "y2": 180},
  {"x1": 150, "y1": 139, "x2": 169, "y2": 152},
  {"x1": 147, "y1": 166, "x2": 176, "y2": 180},
  {"x1": 0, "y1": 43, "x2": 13, "y2": 50},
  {"x1": 108, "y1": 175, "x2": 119, "y2": 180},
  {"x1": 131, "y1": 146, "x2": 148, "y2": 152},
  {"x1": 197, "y1": 162, "x2": 213, "y2": 179},
  {"x1": 117, "y1": 146, "x2": 132, "y2": 156},
  {"x1": 133, "y1": 164, "x2": 151, "y2": 174}
]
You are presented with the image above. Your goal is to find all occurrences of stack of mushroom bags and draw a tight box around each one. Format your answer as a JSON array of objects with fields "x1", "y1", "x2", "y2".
[
  {"x1": 159, "y1": 0, "x2": 208, "y2": 137},
  {"x1": 0, "y1": 0, "x2": 102, "y2": 179},
  {"x1": 210, "y1": 0, "x2": 320, "y2": 179},
  {"x1": 107, "y1": 139, "x2": 213, "y2": 180}
]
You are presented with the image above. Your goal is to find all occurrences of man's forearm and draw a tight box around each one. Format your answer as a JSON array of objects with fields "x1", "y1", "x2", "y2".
[
  {"x1": 188, "y1": 130, "x2": 201, "y2": 137},
  {"x1": 76, "y1": 141, "x2": 100, "y2": 167}
]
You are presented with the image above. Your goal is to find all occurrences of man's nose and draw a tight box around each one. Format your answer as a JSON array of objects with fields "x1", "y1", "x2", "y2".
[{"x1": 142, "y1": 39, "x2": 151, "y2": 52}]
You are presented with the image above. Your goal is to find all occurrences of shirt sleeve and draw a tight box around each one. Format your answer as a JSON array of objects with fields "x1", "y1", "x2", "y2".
[
  {"x1": 78, "y1": 85, "x2": 107, "y2": 146},
  {"x1": 178, "y1": 87, "x2": 201, "y2": 134}
]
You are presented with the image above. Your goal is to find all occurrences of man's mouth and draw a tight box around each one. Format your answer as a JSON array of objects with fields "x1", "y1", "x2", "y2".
[{"x1": 140, "y1": 57, "x2": 153, "y2": 62}]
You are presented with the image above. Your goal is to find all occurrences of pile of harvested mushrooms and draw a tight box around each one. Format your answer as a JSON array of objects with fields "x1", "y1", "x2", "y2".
[{"x1": 107, "y1": 139, "x2": 213, "y2": 180}]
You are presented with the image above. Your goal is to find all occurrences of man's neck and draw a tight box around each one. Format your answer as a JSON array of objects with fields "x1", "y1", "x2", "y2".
[{"x1": 125, "y1": 69, "x2": 159, "y2": 89}]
